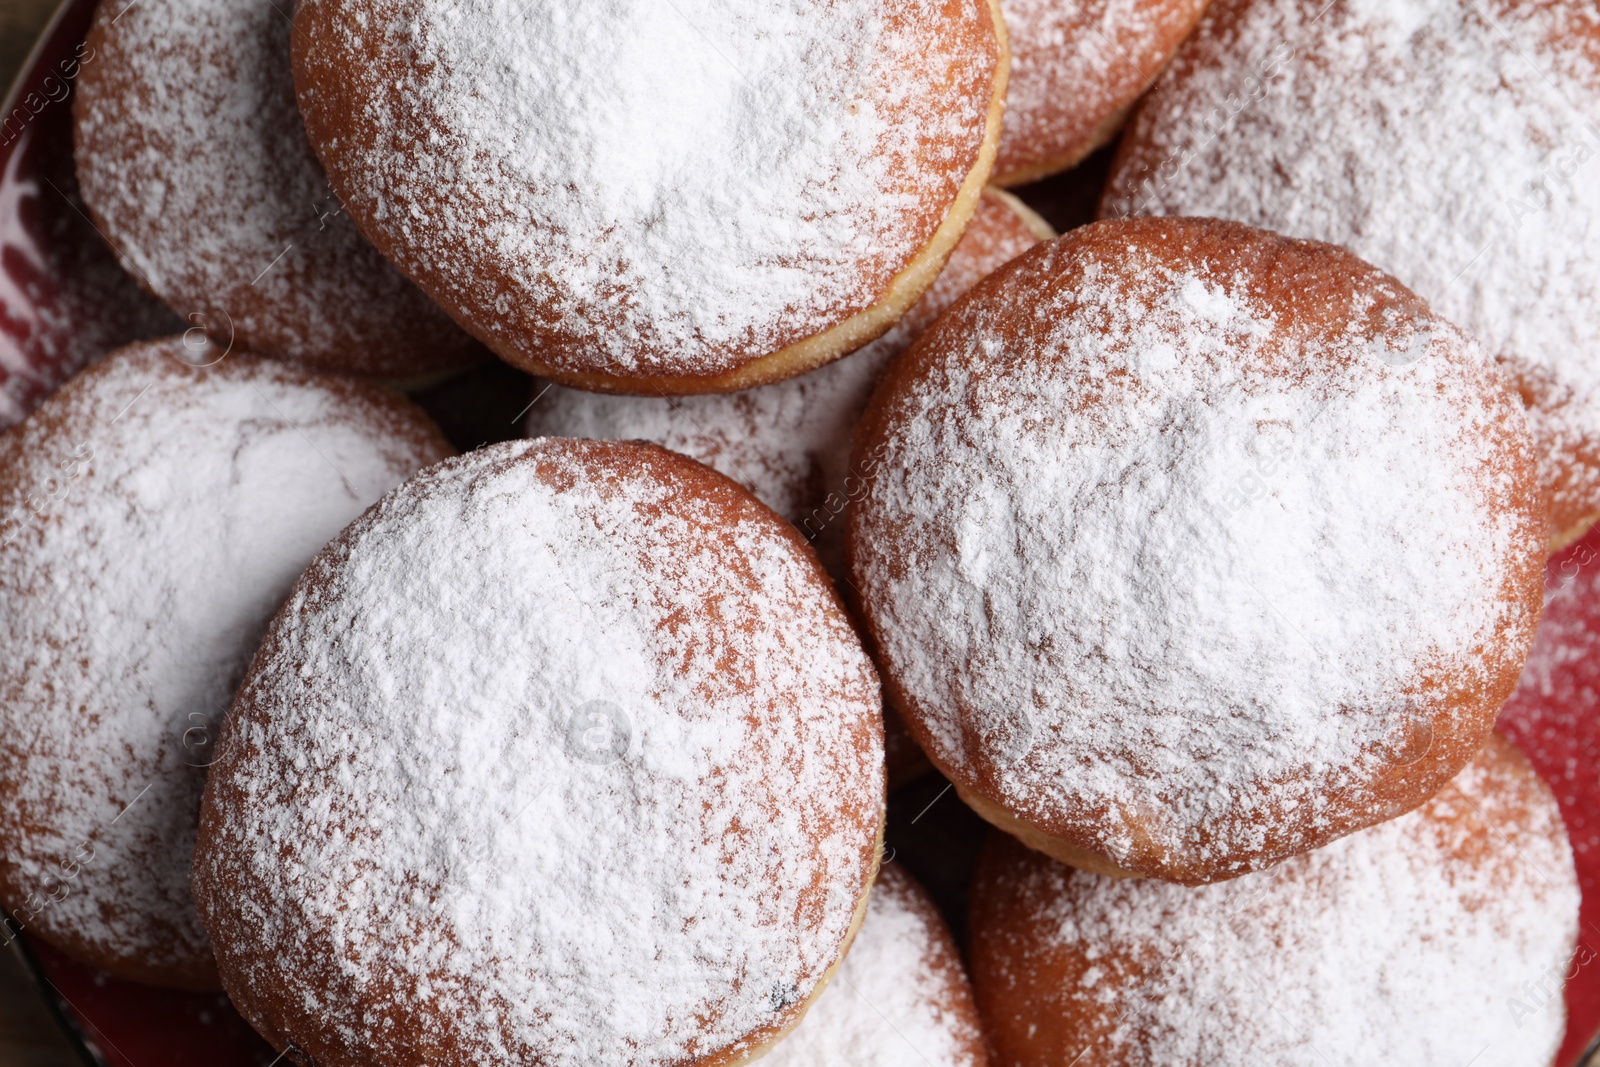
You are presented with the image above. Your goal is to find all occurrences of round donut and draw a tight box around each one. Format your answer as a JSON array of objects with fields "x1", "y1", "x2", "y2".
[
  {"x1": 762, "y1": 865, "x2": 989, "y2": 1067},
  {"x1": 847, "y1": 217, "x2": 1545, "y2": 884},
  {"x1": 526, "y1": 188, "x2": 1052, "y2": 575},
  {"x1": 193, "y1": 439, "x2": 886, "y2": 1067},
  {"x1": 0, "y1": 338, "x2": 451, "y2": 989},
  {"x1": 291, "y1": 0, "x2": 1008, "y2": 394},
  {"x1": 967, "y1": 735, "x2": 1580, "y2": 1066},
  {"x1": 993, "y1": 0, "x2": 1209, "y2": 186},
  {"x1": 1101, "y1": 0, "x2": 1600, "y2": 549},
  {"x1": 73, "y1": 0, "x2": 483, "y2": 378}
]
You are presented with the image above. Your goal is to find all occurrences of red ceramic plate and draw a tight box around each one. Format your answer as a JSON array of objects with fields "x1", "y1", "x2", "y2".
[
  {"x1": 0, "y1": 0, "x2": 179, "y2": 426},
  {"x1": 4, "y1": 1, "x2": 1598, "y2": 1064},
  {"x1": 1500, "y1": 529, "x2": 1600, "y2": 1067}
]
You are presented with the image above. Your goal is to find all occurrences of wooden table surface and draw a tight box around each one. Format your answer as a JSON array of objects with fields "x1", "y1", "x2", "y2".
[{"x1": 1, "y1": 1, "x2": 89, "y2": 1060}]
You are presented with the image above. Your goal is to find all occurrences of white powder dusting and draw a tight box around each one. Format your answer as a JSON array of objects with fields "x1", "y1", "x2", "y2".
[
  {"x1": 849, "y1": 221, "x2": 1542, "y2": 879},
  {"x1": 763, "y1": 866, "x2": 986, "y2": 1067},
  {"x1": 293, "y1": 0, "x2": 998, "y2": 378},
  {"x1": 1102, "y1": 0, "x2": 1600, "y2": 533},
  {"x1": 73, "y1": 0, "x2": 473, "y2": 375},
  {"x1": 996, "y1": 0, "x2": 1205, "y2": 181},
  {"x1": 193, "y1": 439, "x2": 885, "y2": 1066},
  {"x1": 0, "y1": 338, "x2": 449, "y2": 981},
  {"x1": 973, "y1": 740, "x2": 1579, "y2": 1066},
  {"x1": 527, "y1": 189, "x2": 1046, "y2": 568}
]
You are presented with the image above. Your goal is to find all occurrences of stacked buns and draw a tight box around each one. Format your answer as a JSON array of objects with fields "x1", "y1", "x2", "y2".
[
  {"x1": 1102, "y1": 0, "x2": 1600, "y2": 549},
  {"x1": 0, "y1": 340, "x2": 451, "y2": 987},
  {"x1": 969, "y1": 738, "x2": 1577, "y2": 1066},
  {"x1": 0, "y1": 0, "x2": 1588, "y2": 1064}
]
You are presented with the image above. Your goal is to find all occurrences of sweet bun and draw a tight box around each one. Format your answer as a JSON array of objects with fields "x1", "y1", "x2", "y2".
[
  {"x1": 1102, "y1": 0, "x2": 1600, "y2": 548},
  {"x1": 762, "y1": 865, "x2": 988, "y2": 1067},
  {"x1": 73, "y1": 0, "x2": 482, "y2": 378},
  {"x1": 967, "y1": 735, "x2": 1580, "y2": 1067},
  {"x1": 0, "y1": 339, "x2": 451, "y2": 989},
  {"x1": 291, "y1": 0, "x2": 1009, "y2": 393},
  {"x1": 193, "y1": 439, "x2": 885, "y2": 1067},
  {"x1": 993, "y1": 0, "x2": 1209, "y2": 186},
  {"x1": 848, "y1": 217, "x2": 1545, "y2": 884},
  {"x1": 526, "y1": 187, "x2": 1052, "y2": 573}
]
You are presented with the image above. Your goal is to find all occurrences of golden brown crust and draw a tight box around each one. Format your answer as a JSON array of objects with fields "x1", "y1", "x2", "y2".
[
  {"x1": 0, "y1": 340, "x2": 451, "y2": 991},
  {"x1": 991, "y1": 0, "x2": 1210, "y2": 187},
  {"x1": 195, "y1": 438, "x2": 886, "y2": 1067},
  {"x1": 993, "y1": 102, "x2": 1133, "y2": 190},
  {"x1": 872, "y1": 865, "x2": 991, "y2": 1067},
  {"x1": 884, "y1": 706, "x2": 934, "y2": 790},
  {"x1": 847, "y1": 217, "x2": 1546, "y2": 885},
  {"x1": 714, "y1": 832, "x2": 884, "y2": 1067},
  {"x1": 292, "y1": 0, "x2": 1008, "y2": 394},
  {"x1": 1101, "y1": 0, "x2": 1600, "y2": 554},
  {"x1": 966, "y1": 735, "x2": 1576, "y2": 1066},
  {"x1": 955, "y1": 787, "x2": 1142, "y2": 880},
  {"x1": 72, "y1": 0, "x2": 483, "y2": 378}
]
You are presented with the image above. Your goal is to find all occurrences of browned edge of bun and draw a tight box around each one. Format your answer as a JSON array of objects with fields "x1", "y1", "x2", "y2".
[
  {"x1": 845, "y1": 216, "x2": 1546, "y2": 886},
  {"x1": 292, "y1": 0, "x2": 1010, "y2": 397},
  {"x1": 193, "y1": 438, "x2": 886, "y2": 1067}
]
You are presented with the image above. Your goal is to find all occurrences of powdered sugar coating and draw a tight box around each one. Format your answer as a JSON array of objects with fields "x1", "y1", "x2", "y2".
[
  {"x1": 73, "y1": 0, "x2": 479, "y2": 377},
  {"x1": 526, "y1": 189, "x2": 1047, "y2": 568},
  {"x1": 969, "y1": 738, "x2": 1579, "y2": 1067},
  {"x1": 995, "y1": 0, "x2": 1207, "y2": 184},
  {"x1": 849, "y1": 219, "x2": 1544, "y2": 882},
  {"x1": 194, "y1": 439, "x2": 884, "y2": 1067},
  {"x1": 0, "y1": 339, "x2": 450, "y2": 987},
  {"x1": 291, "y1": 0, "x2": 1001, "y2": 381},
  {"x1": 763, "y1": 866, "x2": 988, "y2": 1067},
  {"x1": 1102, "y1": 0, "x2": 1600, "y2": 541}
]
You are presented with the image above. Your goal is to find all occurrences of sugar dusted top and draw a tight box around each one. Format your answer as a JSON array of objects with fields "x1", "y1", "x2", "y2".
[
  {"x1": 0, "y1": 340, "x2": 447, "y2": 985},
  {"x1": 1103, "y1": 0, "x2": 1600, "y2": 539},
  {"x1": 195, "y1": 439, "x2": 885, "y2": 1067},
  {"x1": 849, "y1": 218, "x2": 1544, "y2": 882},
  {"x1": 763, "y1": 866, "x2": 988, "y2": 1067},
  {"x1": 995, "y1": 0, "x2": 1207, "y2": 183},
  {"x1": 970, "y1": 738, "x2": 1579, "y2": 1066},
  {"x1": 292, "y1": 0, "x2": 1002, "y2": 380},
  {"x1": 73, "y1": 0, "x2": 475, "y2": 375}
]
